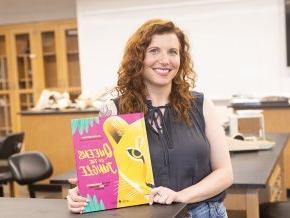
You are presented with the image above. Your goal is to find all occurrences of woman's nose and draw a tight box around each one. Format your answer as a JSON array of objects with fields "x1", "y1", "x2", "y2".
[{"x1": 158, "y1": 52, "x2": 169, "y2": 65}]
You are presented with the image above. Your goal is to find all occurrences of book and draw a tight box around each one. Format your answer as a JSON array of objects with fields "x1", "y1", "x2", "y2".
[{"x1": 71, "y1": 113, "x2": 154, "y2": 213}]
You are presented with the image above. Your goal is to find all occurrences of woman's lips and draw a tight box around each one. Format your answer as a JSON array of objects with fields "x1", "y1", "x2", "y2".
[{"x1": 152, "y1": 67, "x2": 172, "y2": 75}]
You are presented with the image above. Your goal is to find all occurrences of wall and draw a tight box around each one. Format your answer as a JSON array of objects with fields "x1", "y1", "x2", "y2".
[
  {"x1": 0, "y1": 0, "x2": 76, "y2": 24},
  {"x1": 77, "y1": 0, "x2": 290, "y2": 102}
]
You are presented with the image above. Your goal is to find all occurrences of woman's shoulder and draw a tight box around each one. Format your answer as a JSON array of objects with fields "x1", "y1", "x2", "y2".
[
  {"x1": 190, "y1": 90, "x2": 204, "y2": 100},
  {"x1": 190, "y1": 91, "x2": 204, "y2": 107},
  {"x1": 190, "y1": 91, "x2": 216, "y2": 117}
]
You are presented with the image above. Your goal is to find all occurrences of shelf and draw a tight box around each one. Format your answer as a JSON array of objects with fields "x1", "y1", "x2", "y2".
[
  {"x1": 0, "y1": 80, "x2": 9, "y2": 88},
  {"x1": 45, "y1": 87, "x2": 62, "y2": 92},
  {"x1": 19, "y1": 78, "x2": 32, "y2": 82},
  {"x1": 0, "y1": 101, "x2": 10, "y2": 106},
  {"x1": 0, "y1": 93, "x2": 10, "y2": 99},
  {"x1": 18, "y1": 89, "x2": 33, "y2": 93},
  {"x1": 43, "y1": 52, "x2": 56, "y2": 57},
  {"x1": 19, "y1": 85, "x2": 33, "y2": 90},
  {"x1": 20, "y1": 102, "x2": 33, "y2": 106},
  {"x1": 67, "y1": 87, "x2": 81, "y2": 92},
  {"x1": 67, "y1": 50, "x2": 79, "y2": 55},
  {"x1": 0, "y1": 90, "x2": 9, "y2": 94},
  {"x1": 0, "y1": 127, "x2": 12, "y2": 131},
  {"x1": 0, "y1": 102, "x2": 11, "y2": 108},
  {"x1": 19, "y1": 92, "x2": 33, "y2": 96},
  {"x1": 0, "y1": 104, "x2": 10, "y2": 108},
  {"x1": 0, "y1": 105, "x2": 10, "y2": 109},
  {"x1": 17, "y1": 54, "x2": 31, "y2": 58}
]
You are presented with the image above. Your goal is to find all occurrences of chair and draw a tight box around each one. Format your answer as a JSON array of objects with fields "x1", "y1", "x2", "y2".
[
  {"x1": 0, "y1": 170, "x2": 13, "y2": 197},
  {"x1": 0, "y1": 132, "x2": 24, "y2": 196},
  {"x1": 0, "y1": 132, "x2": 24, "y2": 161},
  {"x1": 8, "y1": 151, "x2": 60, "y2": 198},
  {"x1": 260, "y1": 201, "x2": 290, "y2": 218}
]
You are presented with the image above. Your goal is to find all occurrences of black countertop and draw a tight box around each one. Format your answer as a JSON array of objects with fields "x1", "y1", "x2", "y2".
[
  {"x1": 230, "y1": 133, "x2": 288, "y2": 188},
  {"x1": 229, "y1": 102, "x2": 290, "y2": 110},
  {"x1": 0, "y1": 198, "x2": 188, "y2": 218}
]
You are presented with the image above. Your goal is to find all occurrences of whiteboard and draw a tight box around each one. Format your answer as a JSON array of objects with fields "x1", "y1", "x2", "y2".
[{"x1": 77, "y1": 0, "x2": 290, "y2": 99}]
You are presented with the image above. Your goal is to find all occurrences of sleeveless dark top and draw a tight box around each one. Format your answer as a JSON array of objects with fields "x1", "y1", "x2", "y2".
[{"x1": 113, "y1": 91, "x2": 225, "y2": 209}]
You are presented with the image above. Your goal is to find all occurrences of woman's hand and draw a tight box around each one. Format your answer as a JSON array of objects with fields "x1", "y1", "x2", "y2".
[
  {"x1": 149, "y1": 186, "x2": 183, "y2": 205},
  {"x1": 66, "y1": 178, "x2": 87, "y2": 213}
]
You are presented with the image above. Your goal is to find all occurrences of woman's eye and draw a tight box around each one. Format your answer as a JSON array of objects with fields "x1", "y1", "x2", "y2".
[
  {"x1": 169, "y1": 49, "x2": 178, "y2": 55},
  {"x1": 148, "y1": 48, "x2": 158, "y2": 54}
]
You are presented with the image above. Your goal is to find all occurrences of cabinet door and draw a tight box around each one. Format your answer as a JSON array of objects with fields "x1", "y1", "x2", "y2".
[
  {"x1": 40, "y1": 29, "x2": 58, "y2": 89},
  {"x1": 0, "y1": 33, "x2": 9, "y2": 90},
  {"x1": 65, "y1": 27, "x2": 81, "y2": 101},
  {"x1": 11, "y1": 29, "x2": 36, "y2": 111},
  {"x1": 0, "y1": 32, "x2": 12, "y2": 136},
  {"x1": 57, "y1": 22, "x2": 81, "y2": 100},
  {"x1": 65, "y1": 27, "x2": 80, "y2": 88}
]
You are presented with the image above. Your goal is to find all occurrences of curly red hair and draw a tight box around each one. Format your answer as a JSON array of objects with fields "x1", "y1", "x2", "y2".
[{"x1": 116, "y1": 19, "x2": 197, "y2": 124}]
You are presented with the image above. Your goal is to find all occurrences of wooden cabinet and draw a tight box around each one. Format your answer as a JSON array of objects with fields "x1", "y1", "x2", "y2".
[
  {"x1": 0, "y1": 19, "x2": 81, "y2": 136},
  {"x1": 231, "y1": 105, "x2": 290, "y2": 189},
  {"x1": 266, "y1": 157, "x2": 286, "y2": 202},
  {"x1": 262, "y1": 109, "x2": 290, "y2": 190},
  {"x1": 224, "y1": 134, "x2": 287, "y2": 218},
  {"x1": 20, "y1": 110, "x2": 97, "y2": 177}
]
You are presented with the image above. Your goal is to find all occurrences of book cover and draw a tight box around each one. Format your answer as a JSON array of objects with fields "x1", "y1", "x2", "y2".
[{"x1": 71, "y1": 113, "x2": 154, "y2": 213}]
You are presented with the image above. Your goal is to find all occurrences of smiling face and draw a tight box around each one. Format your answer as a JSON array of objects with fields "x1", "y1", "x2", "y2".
[{"x1": 142, "y1": 33, "x2": 180, "y2": 91}]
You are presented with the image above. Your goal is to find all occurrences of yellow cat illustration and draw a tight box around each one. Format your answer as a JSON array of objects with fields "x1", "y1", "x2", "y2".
[{"x1": 103, "y1": 115, "x2": 154, "y2": 207}]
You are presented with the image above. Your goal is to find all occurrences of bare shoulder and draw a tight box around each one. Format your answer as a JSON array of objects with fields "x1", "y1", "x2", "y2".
[
  {"x1": 202, "y1": 97, "x2": 223, "y2": 129},
  {"x1": 203, "y1": 97, "x2": 216, "y2": 115}
]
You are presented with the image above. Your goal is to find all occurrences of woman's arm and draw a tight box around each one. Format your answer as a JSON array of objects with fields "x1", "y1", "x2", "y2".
[
  {"x1": 150, "y1": 98, "x2": 233, "y2": 204},
  {"x1": 177, "y1": 98, "x2": 233, "y2": 203}
]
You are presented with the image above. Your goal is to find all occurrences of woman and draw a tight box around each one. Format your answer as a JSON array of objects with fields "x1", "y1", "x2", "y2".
[{"x1": 67, "y1": 19, "x2": 233, "y2": 217}]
